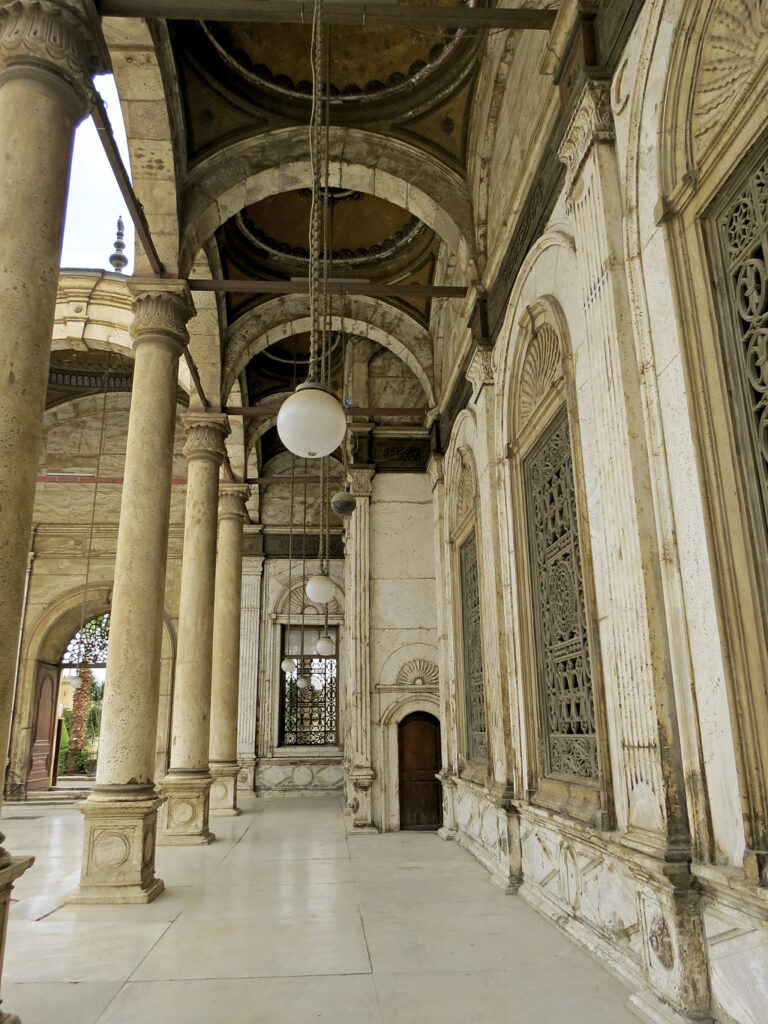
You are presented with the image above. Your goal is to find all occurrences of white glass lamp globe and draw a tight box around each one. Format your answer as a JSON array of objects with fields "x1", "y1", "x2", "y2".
[
  {"x1": 315, "y1": 634, "x2": 335, "y2": 657},
  {"x1": 281, "y1": 657, "x2": 296, "y2": 674},
  {"x1": 306, "y1": 573, "x2": 335, "y2": 604},
  {"x1": 330, "y1": 490, "x2": 356, "y2": 516},
  {"x1": 276, "y1": 382, "x2": 346, "y2": 459},
  {"x1": 296, "y1": 674, "x2": 310, "y2": 690}
]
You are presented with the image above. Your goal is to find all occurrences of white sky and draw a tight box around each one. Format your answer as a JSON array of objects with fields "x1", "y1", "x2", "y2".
[{"x1": 60, "y1": 75, "x2": 136, "y2": 275}]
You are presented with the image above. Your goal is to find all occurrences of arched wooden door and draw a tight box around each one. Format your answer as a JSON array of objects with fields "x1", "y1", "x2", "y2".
[
  {"x1": 398, "y1": 711, "x2": 442, "y2": 830},
  {"x1": 27, "y1": 662, "x2": 59, "y2": 790}
]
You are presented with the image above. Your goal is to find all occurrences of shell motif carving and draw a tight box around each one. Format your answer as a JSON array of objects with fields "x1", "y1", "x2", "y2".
[
  {"x1": 519, "y1": 324, "x2": 562, "y2": 429},
  {"x1": 395, "y1": 659, "x2": 439, "y2": 688},
  {"x1": 455, "y1": 459, "x2": 476, "y2": 524},
  {"x1": 693, "y1": 1, "x2": 768, "y2": 162}
]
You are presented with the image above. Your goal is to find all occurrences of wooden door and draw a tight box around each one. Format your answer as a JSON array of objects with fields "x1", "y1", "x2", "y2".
[
  {"x1": 27, "y1": 662, "x2": 59, "y2": 791},
  {"x1": 398, "y1": 712, "x2": 442, "y2": 830}
]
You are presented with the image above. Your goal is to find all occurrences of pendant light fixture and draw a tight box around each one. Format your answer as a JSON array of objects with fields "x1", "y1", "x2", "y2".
[
  {"x1": 277, "y1": 0, "x2": 346, "y2": 459},
  {"x1": 281, "y1": 450, "x2": 298, "y2": 676}
]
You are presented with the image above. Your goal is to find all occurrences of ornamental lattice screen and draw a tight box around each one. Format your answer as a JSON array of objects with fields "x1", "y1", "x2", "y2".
[
  {"x1": 459, "y1": 528, "x2": 488, "y2": 763},
  {"x1": 717, "y1": 153, "x2": 768, "y2": 537},
  {"x1": 524, "y1": 407, "x2": 597, "y2": 782}
]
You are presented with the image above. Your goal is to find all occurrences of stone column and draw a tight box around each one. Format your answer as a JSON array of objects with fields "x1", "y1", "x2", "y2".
[
  {"x1": 427, "y1": 453, "x2": 458, "y2": 842},
  {"x1": 160, "y1": 413, "x2": 229, "y2": 844},
  {"x1": 558, "y1": 79, "x2": 708, "y2": 1019},
  {"x1": 0, "y1": 0, "x2": 105, "y2": 991},
  {"x1": 237, "y1": 544, "x2": 265, "y2": 789},
  {"x1": 209, "y1": 484, "x2": 249, "y2": 815},
  {"x1": 343, "y1": 466, "x2": 377, "y2": 833},
  {"x1": 74, "y1": 284, "x2": 195, "y2": 904}
]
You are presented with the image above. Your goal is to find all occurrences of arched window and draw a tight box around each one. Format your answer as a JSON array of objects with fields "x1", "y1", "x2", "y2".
[
  {"x1": 507, "y1": 305, "x2": 609, "y2": 823},
  {"x1": 449, "y1": 444, "x2": 488, "y2": 768}
]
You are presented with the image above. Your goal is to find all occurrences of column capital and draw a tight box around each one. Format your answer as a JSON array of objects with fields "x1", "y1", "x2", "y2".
[
  {"x1": 128, "y1": 284, "x2": 196, "y2": 355},
  {"x1": 0, "y1": 0, "x2": 108, "y2": 114},
  {"x1": 346, "y1": 465, "x2": 375, "y2": 498},
  {"x1": 427, "y1": 452, "x2": 444, "y2": 489},
  {"x1": 558, "y1": 79, "x2": 614, "y2": 194},
  {"x1": 218, "y1": 483, "x2": 250, "y2": 522},
  {"x1": 465, "y1": 345, "x2": 494, "y2": 399},
  {"x1": 182, "y1": 412, "x2": 230, "y2": 464}
]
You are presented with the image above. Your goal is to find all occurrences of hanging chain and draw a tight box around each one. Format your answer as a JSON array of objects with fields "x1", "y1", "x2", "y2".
[
  {"x1": 286, "y1": 450, "x2": 296, "y2": 646},
  {"x1": 300, "y1": 456, "x2": 309, "y2": 662},
  {"x1": 308, "y1": 0, "x2": 325, "y2": 383}
]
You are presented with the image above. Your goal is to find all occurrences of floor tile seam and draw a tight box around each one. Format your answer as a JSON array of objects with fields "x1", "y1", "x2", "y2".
[{"x1": 129, "y1": 969, "x2": 375, "y2": 983}]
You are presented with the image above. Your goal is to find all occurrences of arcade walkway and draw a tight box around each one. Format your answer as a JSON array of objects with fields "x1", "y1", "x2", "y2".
[{"x1": 1, "y1": 795, "x2": 638, "y2": 1023}]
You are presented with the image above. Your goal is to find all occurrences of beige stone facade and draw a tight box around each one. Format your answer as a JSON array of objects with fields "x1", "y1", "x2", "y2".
[{"x1": 1, "y1": 0, "x2": 767, "y2": 1021}]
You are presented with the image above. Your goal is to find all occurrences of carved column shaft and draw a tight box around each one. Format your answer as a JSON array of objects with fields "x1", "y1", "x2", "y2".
[
  {"x1": 559, "y1": 80, "x2": 689, "y2": 852},
  {"x1": 344, "y1": 467, "x2": 376, "y2": 831},
  {"x1": 160, "y1": 413, "x2": 229, "y2": 845},
  {"x1": 236, "y1": 549, "x2": 264, "y2": 789},
  {"x1": 427, "y1": 454, "x2": 458, "y2": 840},
  {"x1": 75, "y1": 284, "x2": 195, "y2": 905},
  {"x1": 209, "y1": 484, "x2": 249, "y2": 815}
]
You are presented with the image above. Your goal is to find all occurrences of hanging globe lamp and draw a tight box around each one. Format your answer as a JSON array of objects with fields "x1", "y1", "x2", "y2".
[
  {"x1": 277, "y1": 382, "x2": 346, "y2": 459},
  {"x1": 306, "y1": 573, "x2": 334, "y2": 604},
  {"x1": 296, "y1": 674, "x2": 310, "y2": 691},
  {"x1": 330, "y1": 490, "x2": 356, "y2": 516},
  {"x1": 315, "y1": 634, "x2": 335, "y2": 657},
  {"x1": 281, "y1": 656, "x2": 296, "y2": 674}
]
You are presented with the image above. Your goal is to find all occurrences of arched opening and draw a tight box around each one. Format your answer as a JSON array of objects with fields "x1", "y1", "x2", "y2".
[{"x1": 398, "y1": 711, "x2": 442, "y2": 831}]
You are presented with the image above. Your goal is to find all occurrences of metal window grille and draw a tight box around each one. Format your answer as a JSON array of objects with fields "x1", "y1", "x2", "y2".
[
  {"x1": 524, "y1": 407, "x2": 597, "y2": 781},
  {"x1": 60, "y1": 613, "x2": 110, "y2": 668},
  {"x1": 280, "y1": 628, "x2": 338, "y2": 745},
  {"x1": 459, "y1": 529, "x2": 488, "y2": 763}
]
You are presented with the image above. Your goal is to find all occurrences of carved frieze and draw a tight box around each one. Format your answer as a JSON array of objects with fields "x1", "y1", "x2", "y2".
[{"x1": 648, "y1": 914, "x2": 675, "y2": 972}]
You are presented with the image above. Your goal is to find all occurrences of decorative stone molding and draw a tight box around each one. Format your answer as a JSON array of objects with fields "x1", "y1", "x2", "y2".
[
  {"x1": 518, "y1": 323, "x2": 562, "y2": 430},
  {"x1": 465, "y1": 346, "x2": 494, "y2": 398},
  {"x1": 346, "y1": 466, "x2": 375, "y2": 497},
  {"x1": 395, "y1": 658, "x2": 439, "y2": 689},
  {"x1": 558, "y1": 79, "x2": 614, "y2": 194},
  {"x1": 454, "y1": 456, "x2": 476, "y2": 525},
  {"x1": 128, "y1": 285, "x2": 196, "y2": 354},
  {"x1": 182, "y1": 412, "x2": 230, "y2": 464},
  {"x1": 217, "y1": 483, "x2": 250, "y2": 522},
  {"x1": 0, "y1": 0, "x2": 108, "y2": 111},
  {"x1": 648, "y1": 914, "x2": 675, "y2": 972}
]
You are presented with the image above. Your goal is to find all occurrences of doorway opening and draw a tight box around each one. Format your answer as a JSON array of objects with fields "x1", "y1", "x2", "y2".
[{"x1": 398, "y1": 711, "x2": 442, "y2": 831}]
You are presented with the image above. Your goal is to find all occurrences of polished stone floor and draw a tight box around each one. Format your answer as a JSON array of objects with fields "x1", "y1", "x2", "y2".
[{"x1": 1, "y1": 793, "x2": 639, "y2": 1023}]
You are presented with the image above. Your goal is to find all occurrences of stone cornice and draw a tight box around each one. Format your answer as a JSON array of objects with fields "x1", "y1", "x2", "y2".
[
  {"x1": 0, "y1": 0, "x2": 108, "y2": 113},
  {"x1": 558, "y1": 79, "x2": 614, "y2": 194},
  {"x1": 182, "y1": 412, "x2": 230, "y2": 464},
  {"x1": 128, "y1": 285, "x2": 195, "y2": 354}
]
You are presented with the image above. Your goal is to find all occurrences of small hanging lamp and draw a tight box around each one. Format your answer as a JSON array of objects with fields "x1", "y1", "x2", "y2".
[
  {"x1": 315, "y1": 634, "x2": 335, "y2": 657},
  {"x1": 306, "y1": 573, "x2": 334, "y2": 605},
  {"x1": 281, "y1": 656, "x2": 297, "y2": 674},
  {"x1": 296, "y1": 674, "x2": 310, "y2": 691},
  {"x1": 330, "y1": 490, "x2": 356, "y2": 516}
]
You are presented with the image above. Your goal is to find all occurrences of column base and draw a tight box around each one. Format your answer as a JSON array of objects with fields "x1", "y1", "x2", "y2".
[
  {"x1": 70, "y1": 789, "x2": 164, "y2": 904},
  {"x1": 437, "y1": 825, "x2": 457, "y2": 841},
  {"x1": 209, "y1": 762, "x2": 241, "y2": 816},
  {"x1": 158, "y1": 773, "x2": 215, "y2": 845}
]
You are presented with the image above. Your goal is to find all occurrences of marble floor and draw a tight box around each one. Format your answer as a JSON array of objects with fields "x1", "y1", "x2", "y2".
[{"x1": 0, "y1": 793, "x2": 640, "y2": 1023}]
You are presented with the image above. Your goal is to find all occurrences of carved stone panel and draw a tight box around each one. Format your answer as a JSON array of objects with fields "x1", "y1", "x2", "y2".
[
  {"x1": 524, "y1": 407, "x2": 597, "y2": 782},
  {"x1": 459, "y1": 529, "x2": 488, "y2": 764}
]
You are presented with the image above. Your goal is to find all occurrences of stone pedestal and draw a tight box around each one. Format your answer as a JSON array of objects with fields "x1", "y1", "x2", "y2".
[
  {"x1": 70, "y1": 791, "x2": 165, "y2": 903},
  {"x1": 209, "y1": 485, "x2": 249, "y2": 816},
  {"x1": 158, "y1": 775, "x2": 214, "y2": 845},
  {"x1": 160, "y1": 414, "x2": 229, "y2": 844},
  {"x1": 209, "y1": 763, "x2": 240, "y2": 817},
  {"x1": 74, "y1": 284, "x2": 195, "y2": 903},
  {"x1": 0, "y1": 844, "x2": 34, "y2": 1024}
]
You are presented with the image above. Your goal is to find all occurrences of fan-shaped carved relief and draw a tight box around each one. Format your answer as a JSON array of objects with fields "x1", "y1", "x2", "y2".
[
  {"x1": 455, "y1": 457, "x2": 476, "y2": 524},
  {"x1": 519, "y1": 324, "x2": 562, "y2": 429},
  {"x1": 693, "y1": 0, "x2": 768, "y2": 162},
  {"x1": 395, "y1": 659, "x2": 439, "y2": 688}
]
